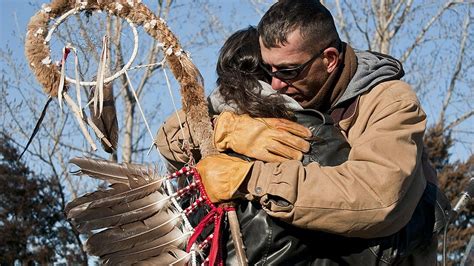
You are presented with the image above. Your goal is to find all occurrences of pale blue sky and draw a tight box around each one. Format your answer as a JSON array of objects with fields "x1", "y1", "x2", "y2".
[
  {"x1": 0, "y1": 0, "x2": 264, "y2": 91},
  {"x1": 1, "y1": 0, "x2": 472, "y2": 163},
  {"x1": 0, "y1": 0, "x2": 269, "y2": 169}
]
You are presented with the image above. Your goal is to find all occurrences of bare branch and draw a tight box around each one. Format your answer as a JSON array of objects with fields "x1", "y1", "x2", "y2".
[
  {"x1": 136, "y1": 42, "x2": 160, "y2": 97},
  {"x1": 400, "y1": 0, "x2": 460, "y2": 63},
  {"x1": 370, "y1": 0, "x2": 383, "y2": 45},
  {"x1": 446, "y1": 110, "x2": 474, "y2": 131},
  {"x1": 249, "y1": 0, "x2": 269, "y2": 17},
  {"x1": 13, "y1": 12, "x2": 26, "y2": 44},
  {"x1": 438, "y1": 11, "x2": 470, "y2": 125},
  {"x1": 133, "y1": 0, "x2": 172, "y2": 98},
  {"x1": 382, "y1": 0, "x2": 407, "y2": 34},
  {"x1": 389, "y1": 0, "x2": 413, "y2": 39},
  {"x1": 335, "y1": 0, "x2": 351, "y2": 42},
  {"x1": 76, "y1": 14, "x2": 100, "y2": 63},
  {"x1": 112, "y1": 18, "x2": 134, "y2": 163},
  {"x1": 345, "y1": 0, "x2": 372, "y2": 50}
]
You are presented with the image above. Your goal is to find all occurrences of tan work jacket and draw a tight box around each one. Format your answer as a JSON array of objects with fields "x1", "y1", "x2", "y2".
[{"x1": 156, "y1": 80, "x2": 428, "y2": 239}]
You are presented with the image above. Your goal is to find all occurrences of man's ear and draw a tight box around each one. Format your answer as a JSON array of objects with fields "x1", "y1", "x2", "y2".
[{"x1": 323, "y1": 47, "x2": 340, "y2": 73}]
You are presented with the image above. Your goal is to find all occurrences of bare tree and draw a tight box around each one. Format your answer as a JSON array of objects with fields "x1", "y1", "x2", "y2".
[{"x1": 328, "y1": 0, "x2": 473, "y2": 140}]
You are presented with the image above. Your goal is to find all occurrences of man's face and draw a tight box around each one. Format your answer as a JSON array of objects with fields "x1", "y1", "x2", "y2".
[{"x1": 259, "y1": 30, "x2": 330, "y2": 106}]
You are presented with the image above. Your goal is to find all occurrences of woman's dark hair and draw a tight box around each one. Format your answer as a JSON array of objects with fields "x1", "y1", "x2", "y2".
[{"x1": 216, "y1": 26, "x2": 294, "y2": 119}]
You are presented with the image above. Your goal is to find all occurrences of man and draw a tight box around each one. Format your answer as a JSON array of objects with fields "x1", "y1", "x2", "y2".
[{"x1": 159, "y1": 0, "x2": 440, "y2": 264}]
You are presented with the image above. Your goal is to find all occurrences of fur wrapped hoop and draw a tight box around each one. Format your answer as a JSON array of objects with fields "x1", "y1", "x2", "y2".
[{"x1": 25, "y1": 0, "x2": 216, "y2": 157}]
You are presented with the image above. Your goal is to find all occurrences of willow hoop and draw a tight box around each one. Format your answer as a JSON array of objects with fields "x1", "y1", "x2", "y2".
[
  {"x1": 42, "y1": 6, "x2": 139, "y2": 86},
  {"x1": 26, "y1": 0, "x2": 191, "y2": 97}
]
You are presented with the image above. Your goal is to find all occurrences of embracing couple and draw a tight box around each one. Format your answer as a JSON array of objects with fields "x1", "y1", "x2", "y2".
[{"x1": 157, "y1": 1, "x2": 445, "y2": 265}]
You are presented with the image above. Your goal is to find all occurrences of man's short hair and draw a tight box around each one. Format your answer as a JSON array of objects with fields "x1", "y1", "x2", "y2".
[{"x1": 258, "y1": 0, "x2": 341, "y2": 53}]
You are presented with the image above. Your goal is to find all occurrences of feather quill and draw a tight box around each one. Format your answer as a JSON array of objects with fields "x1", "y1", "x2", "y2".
[
  {"x1": 93, "y1": 36, "x2": 107, "y2": 116},
  {"x1": 69, "y1": 157, "x2": 154, "y2": 184},
  {"x1": 85, "y1": 208, "x2": 182, "y2": 256}
]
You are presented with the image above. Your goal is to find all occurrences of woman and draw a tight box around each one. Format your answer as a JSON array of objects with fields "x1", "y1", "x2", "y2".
[{"x1": 208, "y1": 26, "x2": 350, "y2": 167}]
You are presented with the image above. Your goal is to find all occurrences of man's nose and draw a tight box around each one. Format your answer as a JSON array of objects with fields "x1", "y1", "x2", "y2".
[{"x1": 271, "y1": 76, "x2": 288, "y2": 91}]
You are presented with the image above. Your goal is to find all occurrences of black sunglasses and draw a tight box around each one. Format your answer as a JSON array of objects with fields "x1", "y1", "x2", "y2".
[{"x1": 260, "y1": 48, "x2": 325, "y2": 82}]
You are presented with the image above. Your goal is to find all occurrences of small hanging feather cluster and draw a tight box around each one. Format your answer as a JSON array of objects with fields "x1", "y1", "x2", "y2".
[{"x1": 66, "y1": 157, "x2": 194, "y2": 265}]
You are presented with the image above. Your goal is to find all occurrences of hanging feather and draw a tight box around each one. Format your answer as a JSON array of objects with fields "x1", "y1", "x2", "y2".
[
  {"x1": 88, "y1": 81, "x2": 118, "y2": 153},
  {"x1": 65, "y1": 182, "x2": 130, "y2": 216},
  {"x1": 19, "y1": 96, "x2": 53, "y2": 159},
  {"x1": 88, "y1": 178, "x2": 164, "y2": 209},
  {"x1": 69, "y1": 157, "x2": 151, "y2": 184},
  {"x1": 69, "y1": 45, "x2": 83, "y2": 118}
]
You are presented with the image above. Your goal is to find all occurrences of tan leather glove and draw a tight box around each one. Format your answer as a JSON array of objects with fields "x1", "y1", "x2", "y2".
[
  {"x1": 213, "y1": 111, "x2": 312, "y2": 162},
  {"x1": 196, "y1": 154, "x2": 253, "y2": 203}
]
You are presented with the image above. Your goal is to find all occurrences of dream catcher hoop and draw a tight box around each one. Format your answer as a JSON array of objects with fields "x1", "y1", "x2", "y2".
[
  {"x1": 25, "y1": 0, "x2": 247, "y2": 264},
  {"x1": 25, "y1": 0, "x2": 213, "y2": 153}
]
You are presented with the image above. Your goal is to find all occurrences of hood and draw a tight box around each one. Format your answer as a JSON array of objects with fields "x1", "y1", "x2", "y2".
[
  {"x1": 208, "y1": 80, "x2": 303, "y2": 114},
  {"x1": 333, "y1": 50, "x2": 405, "y2": 108}
]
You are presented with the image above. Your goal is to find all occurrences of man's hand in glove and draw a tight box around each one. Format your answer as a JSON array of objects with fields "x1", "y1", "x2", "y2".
[
  {"x1": 196, "y1": 154, "x2": 253, "y2": 203},
  {"x1": 213, "y1": 111, "x2": 312, "y2": 162}
]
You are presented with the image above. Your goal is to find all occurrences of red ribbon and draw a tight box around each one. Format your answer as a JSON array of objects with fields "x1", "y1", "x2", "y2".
[
  {"x1": 186, "y1": 167, "x2": 235, "y2": 265},
  {"x1": 187, "y1": 205, "x2": 235, "y2": 266},
  {"x1": 63, "y1": 47, "x2": 71, "y2": 61}
]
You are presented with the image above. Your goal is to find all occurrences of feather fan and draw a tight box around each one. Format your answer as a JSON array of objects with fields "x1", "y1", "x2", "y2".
[{"x1": 65, "y1": 157, "x2": 193, "y2": 265}]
